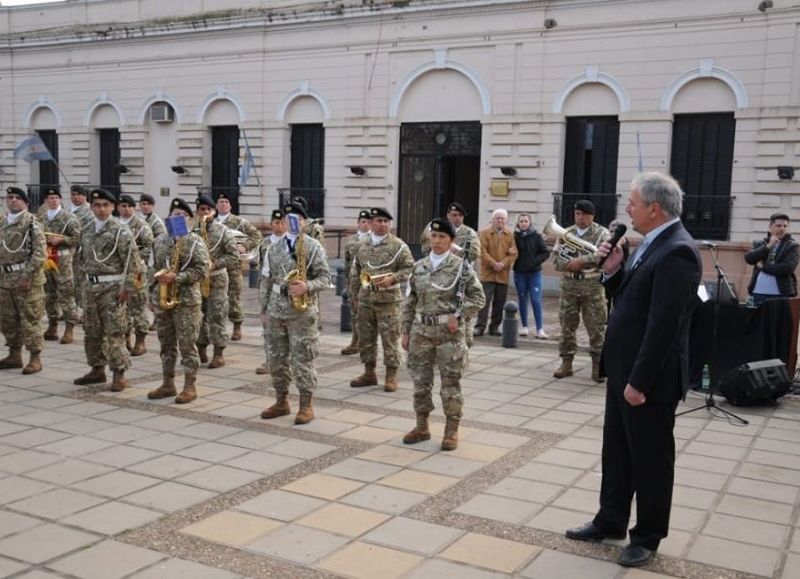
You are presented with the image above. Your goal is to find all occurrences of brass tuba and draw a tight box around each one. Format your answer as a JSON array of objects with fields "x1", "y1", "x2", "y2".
[
  {"x1": 543, "y1": 215, "x2": 600, "y2": 261},
  {"x1": 285, "y1": 233, "x2": 311, "y2": 312},
  {"x1": 155, "y1": 241, "x2": 181, "y2": 310}
]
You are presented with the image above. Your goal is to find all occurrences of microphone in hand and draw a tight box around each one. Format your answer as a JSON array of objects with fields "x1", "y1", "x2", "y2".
[{"x1": 597, "y1": 224, "x2": 628, "y2": 267}]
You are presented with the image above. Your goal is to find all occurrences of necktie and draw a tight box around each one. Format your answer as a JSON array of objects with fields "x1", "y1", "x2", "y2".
[{"x1": 629, "y1": 239, "x2": 650, "y2": 270}]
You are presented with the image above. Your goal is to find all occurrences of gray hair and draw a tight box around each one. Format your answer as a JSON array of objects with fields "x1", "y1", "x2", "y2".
[
  {"x1": 630, "y1": 172, "x2": 683, "y2": 217},
  {"x1": 492, "y1": 208, "x2": 508, "y2": 220}
]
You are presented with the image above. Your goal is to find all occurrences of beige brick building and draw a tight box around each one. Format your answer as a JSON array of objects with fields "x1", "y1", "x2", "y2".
[{"x1": 1, "y1": 0, "x2": 798, "y2": 288}]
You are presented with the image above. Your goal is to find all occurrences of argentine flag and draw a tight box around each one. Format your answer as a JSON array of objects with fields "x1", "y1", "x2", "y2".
[{"x1": 14, "y1": 135, "x2": 54, "y2": 164}]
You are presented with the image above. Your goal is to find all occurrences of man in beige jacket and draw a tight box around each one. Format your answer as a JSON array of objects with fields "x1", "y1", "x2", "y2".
[{"x1": 475, "y1": 209, "x2": 517, "y2": 336}]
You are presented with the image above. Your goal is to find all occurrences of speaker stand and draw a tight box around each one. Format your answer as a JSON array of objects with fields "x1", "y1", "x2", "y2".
[{"x1": 677, "y1": 245, "x2": 748, "y2": 425}]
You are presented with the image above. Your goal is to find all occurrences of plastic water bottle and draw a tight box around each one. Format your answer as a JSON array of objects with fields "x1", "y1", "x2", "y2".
[
  {"x1": 745, "y1": 295, "x2": 755, "y2": 308},
  {"x1": 702, "y1": 364, "x2": 711, "y2": 391}
]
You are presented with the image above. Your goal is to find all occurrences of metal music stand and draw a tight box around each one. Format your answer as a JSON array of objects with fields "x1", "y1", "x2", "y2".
[{"x1": 677, "y1": 243, "x2": 748, "y2": 425}]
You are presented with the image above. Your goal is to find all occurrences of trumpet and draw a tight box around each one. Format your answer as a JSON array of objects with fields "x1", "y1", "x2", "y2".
[
  {"x1": 543, "y1": 215, "x2": 600, "y2": 261},
  {"x1": 359, "y1": 272, "x2": 393, "y2": 288}
]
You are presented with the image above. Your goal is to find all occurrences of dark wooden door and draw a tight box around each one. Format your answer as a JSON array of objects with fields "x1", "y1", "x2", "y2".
[
  {"x1": 37, "y1": 130, "x2": 59, "y2": 187},
  {"x1": 671, "y1": 113, "x2": 735, "y2": 240},
  {"x1": 99, "y1": 128, "x2": 120, "y2": 197},
  {"x1": 212, "y1": 125, "x2": 240, "y2": 213},
  {"x1": 290, "y1": 124, "x2": 325, "y2": 217}
]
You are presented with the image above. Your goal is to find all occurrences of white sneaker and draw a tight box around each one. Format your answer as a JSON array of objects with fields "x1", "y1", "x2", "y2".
[
  {"x1": 536, "y1": 329, "x2": 549, "y2": 339},
  {"x1": 519, "y1": 326, "x2": 529, "y2": 337}
]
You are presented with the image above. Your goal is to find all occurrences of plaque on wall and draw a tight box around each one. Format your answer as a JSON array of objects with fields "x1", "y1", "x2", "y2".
[{"x1": 490, "y1": 180, "x2": 509, "y2": 197}]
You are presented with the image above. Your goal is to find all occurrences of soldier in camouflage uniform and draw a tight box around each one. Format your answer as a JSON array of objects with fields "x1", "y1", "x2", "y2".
[
  {"x1": 139, "y1": 193, "x2": 167, "y2": 331},
  {"x1": 117, "y1": 195, "x2": 155, "y2": 356},
  {"x1": 401, "y1": 219, "x2": 485, "y2": 450},
  {"x1": 74, "y1": 188, "x2": 144, "y2": 391},
  {"x1": 340, "y1": 209, "x2": 371, "y2": 356},
  {"x1": 260, "y1": 203, "x2": 331, "y2": 424},
  {"x1": 0, "y1": 187, "x2": 46, "y2": 374},
  {"x1": 292, "y1": 196, "x2": 324, "y2": 243},
  {"x1": 551, "y1": 200, "x2": 610, "y2": 382},
  {"x1": 68, "y1": 185, "x2": 94, "y2": 316},
  {"x1": 349, "y1": 207, "x2": 414, "y2": 392},
  {"x1": 195, "y1": 195, "x2": 238, "y2": 369},
  {"x1": 256, "y1": 209, "x2": 286, "y2": 375},
  {"x1": 147, "y1": 198, "x2": 210, "y2": 404},
  {"x1": 215, "y1": 192, "x2": 261, "y2": 340},
  {"x1": 40, "y1": 188, "x2": 82, "y2": 345}
]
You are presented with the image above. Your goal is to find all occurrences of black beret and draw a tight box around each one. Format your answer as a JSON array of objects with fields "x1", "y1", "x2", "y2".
[
  {"x1": 118, "y1": 194, "x2": 136, "y2": 207},
  {"x1": 139, "y1": 193, "x2": 156, "y2": 204},
  {"x1": 270, "y1": 209, "x2": 284, "y2": 221},
  {"x1": 6, "y1": 186, "x2": 29, "y2": 204},
  {"x1": 292, "y1": 196, "x2": 309, "y2": 210},
  {"x1": 283, "y1": 203, "x2": 308, "y2": 219},
  {"x1": 216, "y1": 192, "x2": 232, "y2": 202},
  {"x1": 358, "y1": 209, "x2": 371, "y2": 220},
  {"x1": 90, "y1": 188, "x2": 116, "y2": 204},
  {"x1": 430, "y1": 218, "x2": 456, "y2": 238},
  {"x1": 446, "y1": 202, "x2": 467, "y2": 217},
  {"x1": 170, "y1": 197, "x2": 194, "y2": 217},
  {"x1": 574, "y1": 200, "x2": 596, "y2": 215},
  {"x1": 196, "y1": 194, "x2": 215, "y2": 209},
  {"x1": 44, "y1": 187, "x2": 61, "y2": 198},
  {"x1": 70, "y1": 185, "x2": 87, "y2": 196},
  {"x1": 371, "y1": 207, "x2": 393, "y2": 220}
]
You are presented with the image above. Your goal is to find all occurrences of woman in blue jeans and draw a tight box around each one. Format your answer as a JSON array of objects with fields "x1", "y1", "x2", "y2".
[{"x1": 513, "y1": 214, "x2": 551, "y2": 338}]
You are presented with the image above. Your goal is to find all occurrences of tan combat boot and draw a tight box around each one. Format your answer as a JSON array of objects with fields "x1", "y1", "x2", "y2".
[
  {"x1": 231, "y1": 322, "x2": 242, "y2": 341},
  {"x1": 0, "y1": 348, "x2": 23, "y2": 370},
  {"x1": 207, "y1": 346, "x2": 226, "y2": 369},
  {"x1": 553, "y1": 357, "x2": 574, "y2": 379},
  {"x1": 60, "y1": 323, "x2": 75, "y2": 345},
  {"x1": 294, "y1": 393, "x2": 314, "y2": 425},
  {"x1": 175, "y1": 372, "x2": 197, "y2": 404},
  {"x1": 130, "y1": 333, "x2": 147, "y2": 357},
  {"x1": 340, "y1": 337, "x2": 359, "y2": 355},
  {"x1": 384, "y1": 367, "x2": 399, "y2": 392},
  {"x1": 147, "y1": 375, "x2": 177, "y2": 399},
  {"x1": 441, "y1": 417, "x2": 460, "y2": 451},
  {"x1": 350, "y1": 363, "x2": 378, "y2": 388},
  {"x1": 22, "y1": 351, "x2": 42, "y2": 375},
  {"x1": 261, "y1": 391, "x2": 291, "y2": 419},
  {"x1": 110, "y1": 370, "x2": 128, "y2": 392},
  {"x1": 403, "y1": 413, "x2": 431, "y2": 444},
  {"x1": 591, "y1": 357, "x2": 604, "y2": 383},
  {"x1": 74, "y1": 366, "x2": 106, "y2": 385},
  {"x1": 255, "y1": 363, "x2": 269, "y2": 375},
  {"x1": 43, "y1": 320, "x2": 59, "y2": 341},
  {"x1": 198, "y1": 345, "x2": 208, "y2": 364}
]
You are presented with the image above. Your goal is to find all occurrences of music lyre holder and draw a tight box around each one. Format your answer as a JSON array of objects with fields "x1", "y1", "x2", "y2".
[{"x1": 677, "y1": 244, "x2": 749, "y2": 425}]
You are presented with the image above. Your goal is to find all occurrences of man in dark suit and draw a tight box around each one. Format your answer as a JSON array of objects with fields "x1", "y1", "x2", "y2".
[{"x1": 565, "y1": 172, "x2": 702, "y2": 568}]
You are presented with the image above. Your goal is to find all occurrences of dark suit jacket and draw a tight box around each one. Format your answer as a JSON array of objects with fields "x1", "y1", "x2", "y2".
[
  {"x1": 602, "y1": 222, "x2": 702, "y2": 402},
  {"x1": 744, "y1": 234, "x2": 799, "y2": 297}
]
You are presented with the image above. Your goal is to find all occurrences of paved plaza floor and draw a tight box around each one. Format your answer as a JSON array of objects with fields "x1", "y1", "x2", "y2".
[{"x1": 0, "y1": 287, "x2": 798, "y2": 579}]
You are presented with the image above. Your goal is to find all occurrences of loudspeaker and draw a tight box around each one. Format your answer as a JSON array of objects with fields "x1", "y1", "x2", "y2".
[{"x1": 717, "y1": 359, "x2": 790, "y2": 406}]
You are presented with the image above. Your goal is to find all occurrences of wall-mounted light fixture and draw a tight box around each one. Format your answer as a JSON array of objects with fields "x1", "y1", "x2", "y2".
[
  {"x1": 500, "y1": 167, "x2": 517, "y2": 177},
  {"x1": 758, "y1": 0, "x2": 773, "y2": 12},
  {"x1": 116, "y1": 164, "x2": 129, "y2": 174},
  {"x1": 171, "y1": 166, "x2": 187, "y2": 175},
  {"x1": 544, "y1": 18, "x2": 557, "y2": 29},
  {"x1": 349, "y1": 166, "x2": 366, "y2": 176},
  {"x1": 777, "y1": 166, "x2": 794, "y2": 180}
]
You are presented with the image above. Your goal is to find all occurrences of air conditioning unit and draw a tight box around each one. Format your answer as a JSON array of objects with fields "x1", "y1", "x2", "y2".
[{"x1": 150, "y1": 104, "x2": 174, "y2": 123}]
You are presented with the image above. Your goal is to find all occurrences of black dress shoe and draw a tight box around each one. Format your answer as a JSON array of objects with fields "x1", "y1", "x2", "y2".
[
  {"x1": 565, "y1": 522, "x2": 626, "y2": 542},
  {"x1": 618, "y1": 545, "x2": 654, "y2": 567}
]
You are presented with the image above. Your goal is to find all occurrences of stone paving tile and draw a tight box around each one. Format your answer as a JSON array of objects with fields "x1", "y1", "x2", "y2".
[
  {"x1": 0, "y1": 450, "x2": 64, "y2": 474},
  {"x1": 511, "y1": 462, "x2": 583, "y2": 485},
  {"x1": 0, "y1": 556, "x2": 28, "y2": 577},
  {"x1": 783, "y1": 553, "x2": 800, "y2": 578},
  {"x1": 282, "y1": 473, "x2": 365, "y2": 500},
  {"x1": 737, "y1": 462, "x2": 800, "y2": 486},
  {"x1": 455, "y1": 493, "x2": 542, "y2": 524},
  {"x1": 47, "y1": 539, "x2": 165, "y2": 579},
  {"x1": 129, "y1": 557, "x2": 242, "y2": 578},
  {"x1": 267, "y1": 438, "x2": 336, "y2": 459},
  {"x1": 716, "y1": 493, "x2": 793, "y2": 524},
  {"x1": 247, "y1": 524, "x2": 349, "y2": 564},
  {"x1": 126, "y1": 454, "x2": 212, "y2": 479},
  {"x1": 131, "y1": 433, "x2": 202, "y2": 453},
  {"x1": 362, "y1": 517, "x2": 463, "y2": 556},
  {"x1": 297, "y1": 503, "x2": 390, "y2": 537},
  {"x1": 405, "y1": 559, "x2": 507, "y2": 579},
  {"x1": 235, "y1": 489, "x2": 327, "y2": 521},
  {"x1": 356, "y1": 444, "x2": 429, "y2": 467},
  {"x1": 176, "y1": 465, "x2": 263, "y2": 492},
  {"x1": 9, "y1": 488, "x2": 107, "y2": 520},
  {"x1": 316, "y1": 541, "x2": 424, "y2": 579},
  {"x1": 728, "y1": 476, "x2": 800, "y2": 504},
  {"x1": 0, "y1": 523, "x2": 98, "y2": 564},
  {"x1": 0, "y1": 428, "x2": 70, "y2": 449},
  {"x1": 485, "y1": 477, "x2": 562, "y2": 503},
  {"x1": 525, "y1": 506, "x2": 591, "y2": 533},
  {"x1": 687, "y1": 535, "x2": 781, "y2": 576},
  {"x1": 519, "y1": 549, "x2": 619, "y2": 579},
  {"x1": 89, "y1": 424, "x2": 162, "y2": 444},
  {"x1": 701, "y1": 513, "x2": 789, "y2": 548},
  {"x1": 411, "y1": 454, "x2": 486, "y2": 478},
  {"x1": 222, "y1": 450, "x2": 303, "y2": 475},
  {"x1": 123, "y1": 481, "x2": 217, "y2": 513},
  {"x1": 340, "y1": 483, "x2": 428, "y2": 515},
  {"x1": 0, "y1": 476, "x2": 55, "y2": 504},
  {"x1": 0, "y1": 511, "x2": 41, "y2": 539},
  {"x1": 439, "y1": 532, "x2": 540, "y2": 573},
  {"x1": 25, "y1": 459, "x2": 114, "y2": 485},
  {"x1": 61, "y1": 501, "x2": 163, "y2": 535},
  {"x1": 379, "y1": 470, "x2": 459, "y2": 495},
  {"x1": 174, "y1": 423, "x2": 244, "y2": 441},
  {"x1": 171, "y1": 441, "x2": 250, "y2": 463},
  {"x1": 181, "y1": 510, "x2": 282, "y2": 547},
  {"x1": 532, "y1": 448, "x2": 599, "y2": 469}
]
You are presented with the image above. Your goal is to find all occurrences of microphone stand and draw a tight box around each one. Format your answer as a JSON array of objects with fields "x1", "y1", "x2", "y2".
[{"x1": 677, "y1": 244, "x2": 748, "y2": 424}]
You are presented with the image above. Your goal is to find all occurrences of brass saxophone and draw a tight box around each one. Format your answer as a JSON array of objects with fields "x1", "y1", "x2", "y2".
[
  {"x1": 156, "y1": 241, "x2": 181, "y2": 310},
  {"x1": 199, "y1": 215, "x2": 212, "y2": 298},
  {"x1": 285, "y1": 233, "x2": 310, "y2": 312}
]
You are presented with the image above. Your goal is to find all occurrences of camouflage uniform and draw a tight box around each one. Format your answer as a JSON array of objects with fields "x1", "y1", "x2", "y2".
[
  {"x1": 402, "y1": 253, "x2": 485, "y2": 419},
  {"x1": 304, "y1": 219, "x2": 325, "y2": 243},
  {"x1": 257, "y1": 233, "x2": 283, "y2": 369},
  {"x1": 216, "y1": 213, "x2": 261, "y2": 326},
  {"x1": 69, "y1": 202, "x2": 94, "y2": 311},
  {"x1": 79, "y1": 218, "x2": 143, "y2": 373},
  {"x1": 195, "y1": 220, "x2": 238, "y2": 351},
  {"x1": 264, "y1": 233, "x2": 331, "y2": 395},
  {"x1": 41, "y1": 208, "x2": 82, "y2": 327},
  {"x1": 342, "y1": 231, "x2": 370, "y2": 349},
  {"x1": 121, "y1": 216, "x2": 155, "y2": 338},
  {"x1": 552, "y1": 221, "x2": 609, "y2": 361},
  {"x1": 350, "y1": 234, "x2": 414, "y2": 373},
  {"x1": 0, "y1": 211, "x2": 46, "y2": 357},
  {"x1": 151, "y1": 232, "x2": 209, "y2": 379},
  {"x1": 143, "y1": 212, "x2": 167, "y2": 240}
]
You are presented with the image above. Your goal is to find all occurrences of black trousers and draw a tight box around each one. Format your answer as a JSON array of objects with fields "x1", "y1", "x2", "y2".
[
  {"x1": 593, "y1": 385, "x2": 678, "y2": 551},
  {"x1": 475, "y1": 282, "x2": 508, "y2": 331}
]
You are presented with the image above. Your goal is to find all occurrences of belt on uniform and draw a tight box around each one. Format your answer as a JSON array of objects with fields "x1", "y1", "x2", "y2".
[
  {"x1": 367, "y1": 283, "x2": 400, "y2": 292},
  {"x1": 416, "y1": 313, "x2": 456, "y2": 326},
  {"x1": 87, "y1": 274, "x2": 124, "y2": 285},
  {"x1": 272, "y1": 284, "x2": 289, "y2": 297},
  {"x1": 564, "y1": 271, "x2": 600, "y2": 281},
  {"x1": 210, "y1": 269, "x2": 226, "y2": 277},
  {"x1": 1, "y1": 262, "x2": 26, "y2": 273},
  {"x1": 56, "y1": 249, "x2": 71, "y2": 257}
]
